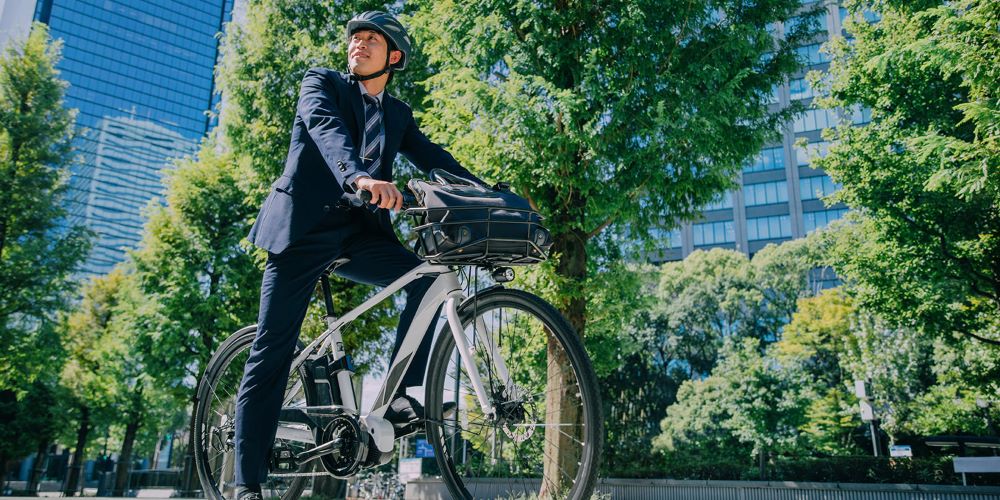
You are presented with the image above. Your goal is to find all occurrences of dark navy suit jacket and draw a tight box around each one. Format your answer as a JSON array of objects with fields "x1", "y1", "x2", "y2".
[{"x1": 247, "y1": 67, "x2": 484, "y2": 255}]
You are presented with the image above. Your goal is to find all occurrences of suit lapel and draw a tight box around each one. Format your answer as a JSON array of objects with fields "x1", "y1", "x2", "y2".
[
  {"x1": 383, "y1": 93, "x2": 402, "y2": 181},
  {"x1": 349, "y1": 80, "x2": 365, "y2": 144}
]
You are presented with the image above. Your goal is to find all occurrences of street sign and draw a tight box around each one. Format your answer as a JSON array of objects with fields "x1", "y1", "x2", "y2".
[
  {"x1": 398, "y1": 458, "x2": 422, "y2": 483},
  {"x1": 415, "y1": 438, "x2": 435, "y2": 458},
  {"x1": 859, "y1": 400, "x2": 874, "y2": 422},
  {"x1": 854, "y1": 380, "x2": 867, "y2": 399},
  {"x1": 889, "y1": 445, "x2": 912, "y2": 457}
]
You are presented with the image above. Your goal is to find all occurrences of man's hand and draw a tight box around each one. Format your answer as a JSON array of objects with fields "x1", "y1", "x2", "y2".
[{"x1": 356, "y1": 176, "x2": 404, "y2": 211}]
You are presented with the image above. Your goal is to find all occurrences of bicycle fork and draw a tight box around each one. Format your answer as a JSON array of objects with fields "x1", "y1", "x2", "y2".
[{"x1": 443, "y1": 292, "x2": 512, "y2": 419}]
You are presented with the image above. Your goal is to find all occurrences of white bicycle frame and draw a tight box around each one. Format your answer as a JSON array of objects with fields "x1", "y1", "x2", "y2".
[{"x1": 281, "y1": 261, "x2": 510, "y2": 432}]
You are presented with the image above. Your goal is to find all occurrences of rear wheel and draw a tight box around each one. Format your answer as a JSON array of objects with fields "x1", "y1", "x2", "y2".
[
  {"x1": 193, "y1": 326, "x2": 312, "y2": 500},
  {"x1": 425, "y1": 288, "x2": 603, "y2": 499}
]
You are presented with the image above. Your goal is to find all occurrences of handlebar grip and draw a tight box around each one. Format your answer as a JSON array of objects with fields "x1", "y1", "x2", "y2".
[{"x1": 359, "y1": 189, "x2": 417, "y2": 209}]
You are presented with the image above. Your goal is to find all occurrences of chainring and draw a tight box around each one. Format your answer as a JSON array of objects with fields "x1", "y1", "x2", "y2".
[{"x1": 318, "y1": 415, "x2": 367, "y2": 478}]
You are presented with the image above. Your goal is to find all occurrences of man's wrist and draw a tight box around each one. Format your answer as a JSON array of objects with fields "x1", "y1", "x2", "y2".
[{"x1": 352, "y1": 175, "x2": 372, "y2": 191}]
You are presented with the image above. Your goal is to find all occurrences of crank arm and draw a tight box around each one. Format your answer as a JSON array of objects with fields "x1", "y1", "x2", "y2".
[{"x1": 295, "y1": 438, "x2": 343, "y2": 465}]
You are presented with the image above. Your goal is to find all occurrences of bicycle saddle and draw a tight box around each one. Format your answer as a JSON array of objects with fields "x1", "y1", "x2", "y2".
[{"x1": 324, "y1": 257, "x2": 351, "y2": 276}]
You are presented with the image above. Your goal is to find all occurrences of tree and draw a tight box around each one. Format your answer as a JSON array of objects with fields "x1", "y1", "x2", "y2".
[
  {"x1": 775, "y1": 289, "x2": 865, "y2": 455},
  {"x1": 654, "y1": 241, "x2": 824, "y2": 375},
  {"x1": 409, "y1": 0, "x2": 817, "y2": 478},
  {"x1": 654, "y1": 337, "x2": 812, "y2": 478},
  {"x1": 0, "y1": 378, "x2": 63, "y2": 495},
  {"x1": 127, "y1": 140, "x2": 261, "y2": 492},
  {"x1": 58, "y1": 272, "x2": 124, "y2": 496},
  {"x1": 815, "y1": 0, "x2": 1000, "y2": 344},
  {"x1": 655, "y1": 248, "x2": 764, "y2": 375},
  {"x1": 0, "y1": 23, "x2": 89, "y2": 395},
  {"x1": 828, "y1": 299, "x2": 933, "y2": 444}
]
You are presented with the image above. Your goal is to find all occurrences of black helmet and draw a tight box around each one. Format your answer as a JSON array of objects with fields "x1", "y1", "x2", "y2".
[{"x1": 346, "y1": 11, "x2": 411, "y2": 80}]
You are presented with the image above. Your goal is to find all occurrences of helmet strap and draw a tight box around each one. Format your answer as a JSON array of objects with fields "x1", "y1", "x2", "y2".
[{"x1": 351, "y1": 51, "x2": 392, "y2": 82}]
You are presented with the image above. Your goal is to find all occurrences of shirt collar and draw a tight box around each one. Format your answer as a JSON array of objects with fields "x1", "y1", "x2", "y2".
[{"x1": 358, "y1": 82, "x2": 384, "y2": 106}]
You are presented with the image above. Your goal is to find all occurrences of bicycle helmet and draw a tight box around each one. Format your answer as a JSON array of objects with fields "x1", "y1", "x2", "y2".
[{"x1": 346, "y1": 11, "x2": 411, "y2": 81}]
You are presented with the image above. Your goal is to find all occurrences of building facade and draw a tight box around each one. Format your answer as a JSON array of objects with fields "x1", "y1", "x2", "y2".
[
  {"x1": 24, "y1": 0, "x2": 235, "y2": 275},
  {"x1": 652, "y1": 1, "x2": 869, "y2": 276}
]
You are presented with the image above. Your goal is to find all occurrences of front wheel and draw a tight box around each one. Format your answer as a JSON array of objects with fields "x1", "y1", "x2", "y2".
[{"x1": 425, "y1": 288, "x2": 603, "y2": 500}]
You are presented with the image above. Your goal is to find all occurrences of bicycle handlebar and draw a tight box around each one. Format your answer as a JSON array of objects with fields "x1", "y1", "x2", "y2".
[{"x1": 357, "y1": 189, "x2": 418, "y2": 210}]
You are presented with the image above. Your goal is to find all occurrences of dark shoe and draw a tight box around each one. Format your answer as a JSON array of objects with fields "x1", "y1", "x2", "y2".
[
  {"x1": 234, "y1": 486, "x2": 262, "y2": 500},
  {"x1": 385, "y1": 393, "x2": 423, "y2": 438},
  {"x1": 384, "y1": 394, "x2": 459, "y2": 438},
  {"x1": 442, "y1": 401, "x2": 458, "y2": 421}
]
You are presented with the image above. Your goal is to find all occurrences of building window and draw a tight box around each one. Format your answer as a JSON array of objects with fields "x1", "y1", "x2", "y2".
[
  {"x1": 789, "y1": 78, "x2": 817, "y2": 100},
  {"x1": 794, "y1": 43, "x2": 832, "y2": 66},
  {"x1": 747, "y1": 215, "x2": 792, "y2": 241},
  {"x1": 804, "y1": 209, "x2": 849, "y2": 233},
  {"x1": 767, "y1": 84, "x2": 780, "y2": 104},
  {"x1": 652, "y1": 227, "x2": 682, "y2": 248},
  {"x1": 743, "y1": 180, "x2": 789, "y2": 206},
  {"x1": 799, "y1": 175, "x2": 840, "y2": 200},
  {"x1": 793, "y1": 108, "x2": 838, "y2": 133},
  {"x1": 693, "y1": 221, "x2": 735, "y2": 246},
  {"x1": 786, "y1": 11, "x2": 824, "y2": 35},
  {"x1": 744, "y1": 147, "x2": 785, "y2": 173},
  {"x1": 795, "y1": 140, "x2": 830, "y2": 167},
  {"x1": 703, "y1": 192, "x2": 734, "y2": 211},
  {"x1": 840, "y1": 6, "x2": 881, "y2": 26},
  {"x1": 850, "y1": 105, "x2": 872, "y2": 125}
]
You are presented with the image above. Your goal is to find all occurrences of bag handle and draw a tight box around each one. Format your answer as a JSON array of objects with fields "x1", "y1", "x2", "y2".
[{"x1": 430, "y1": 168, "x2": 481, "y2": 187}]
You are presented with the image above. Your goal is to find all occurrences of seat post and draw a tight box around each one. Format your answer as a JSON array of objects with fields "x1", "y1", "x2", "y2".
[
  {"x1": 319, "y1": 274, "x2": 336, "y2": 317},
  {"x1": 320, "y1": 257, "x2": 351, "y2": 317}
]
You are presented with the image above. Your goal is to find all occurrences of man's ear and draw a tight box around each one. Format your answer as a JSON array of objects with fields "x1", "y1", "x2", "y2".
[{"x1": 389, "y1": 50, "x2": 402, "y2": 65}]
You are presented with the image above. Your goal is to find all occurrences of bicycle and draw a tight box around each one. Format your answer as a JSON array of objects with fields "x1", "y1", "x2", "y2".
[
  {"x1": 350, "y1": 469, "x2": 404, "y2": 499},
  {"x1": 193, "y1": 178, "x2": 603, "y2": 500}
]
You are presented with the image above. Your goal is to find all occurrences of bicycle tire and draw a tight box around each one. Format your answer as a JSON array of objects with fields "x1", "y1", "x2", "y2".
[
  {"x1": 424, "y1": 288, "x2": 603, "y2": 500},
  {"x1": 193, "y1": 326, "x2": 311, "y2": 500}
]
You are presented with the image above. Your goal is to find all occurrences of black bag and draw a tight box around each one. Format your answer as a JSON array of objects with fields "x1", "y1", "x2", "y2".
[{"x1": 406, "y1": 169, "x2": 552, "y2": 265}]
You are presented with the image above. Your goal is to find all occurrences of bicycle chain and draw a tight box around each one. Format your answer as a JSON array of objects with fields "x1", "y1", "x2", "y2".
[{"x1": 268, "y1": 471, "x2": 333, "y2": 478}]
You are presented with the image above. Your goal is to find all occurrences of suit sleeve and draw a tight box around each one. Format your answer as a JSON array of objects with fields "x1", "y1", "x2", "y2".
[
  {"x1": 296, "y1": 68, "x2": 369, "y2": 192},
  {"x1": 399, "y1": 110, "x2": 486, "y2": 187}
]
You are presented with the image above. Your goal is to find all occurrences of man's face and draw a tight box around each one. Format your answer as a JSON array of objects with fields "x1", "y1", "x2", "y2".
[{"x1": 348, "y1": 29, "x2": 402, "y2": 75}]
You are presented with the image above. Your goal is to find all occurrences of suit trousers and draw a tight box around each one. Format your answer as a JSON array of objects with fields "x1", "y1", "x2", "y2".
[{"x1": 233, "y1": 207, "x2": 439, "y2": 486}]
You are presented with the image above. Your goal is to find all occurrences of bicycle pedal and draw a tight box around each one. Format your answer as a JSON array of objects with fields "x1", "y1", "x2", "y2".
[{"x1": 270, "y1": 447, "x2": 298, "y2": 471}]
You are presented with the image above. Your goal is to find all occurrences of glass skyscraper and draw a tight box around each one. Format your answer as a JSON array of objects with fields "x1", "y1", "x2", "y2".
[
  {"x1": 652, "y1": 1, "x2": 867, "y2": 291},
  {"x1": 30, "y1": 0, "x2": 235, "y2": 275}
]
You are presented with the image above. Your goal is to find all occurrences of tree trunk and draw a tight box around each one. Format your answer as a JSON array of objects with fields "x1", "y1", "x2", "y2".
[
  {"x1": 112, "y1": 418, "x2": 140, "y2": 496},
  {"x1": 542, "y1": 229, "x2": 588, "y2": 495},
  {"x1": 25, "y1": 441, "x2": 48, "y2": 495},
  {"x1": 178, "y1": 395, "x2": 199, "y2": 496},
  {"x1": 758, "y1": 447, "x2": 767, "y2": 480},
  {"x1": 63, "y1": 405, "x2": 90, "y2": 496},
  {"x1": 1, "y1": 458, "x2": 10, "y2": 495}
]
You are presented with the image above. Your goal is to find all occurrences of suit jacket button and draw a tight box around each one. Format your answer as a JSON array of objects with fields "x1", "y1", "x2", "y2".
[
  {"x1": 340, "y1": 165, "x2": 347, "y2": 172},
  {"x1": 323, "y1": 205, "x2": 330, "y2": 212}
]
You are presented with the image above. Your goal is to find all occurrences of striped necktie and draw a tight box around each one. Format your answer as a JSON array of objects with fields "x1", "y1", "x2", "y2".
[{"x1": 362, "y1": 94, "x2": 383, "y2": 178}]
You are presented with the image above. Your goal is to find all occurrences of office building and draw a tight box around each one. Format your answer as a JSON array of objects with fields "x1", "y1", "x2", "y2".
[
  {"x1": 651, "y1": 2, "x2": 870, "y2": 283},
  {"x1": 22, "y1": 0, "x2": 235, "y2": 275}
]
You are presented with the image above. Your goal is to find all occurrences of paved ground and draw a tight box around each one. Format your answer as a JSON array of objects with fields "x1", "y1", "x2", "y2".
[{"x1": 9, "y1": 490, "x2": 194, "y2": 499}]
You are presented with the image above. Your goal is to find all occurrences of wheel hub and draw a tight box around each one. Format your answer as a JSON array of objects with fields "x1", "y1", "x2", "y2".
[
  {"x1": 495, "y1": 384, "x2": 538, "y2": 443},
  {"x1": 210, "y1": 415, "x2": 235, "y2": 452}
]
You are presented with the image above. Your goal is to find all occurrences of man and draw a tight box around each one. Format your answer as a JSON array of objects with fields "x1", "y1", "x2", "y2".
[{"x1": 233, "y1": 11, "x2": 484, "y2": 500}]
